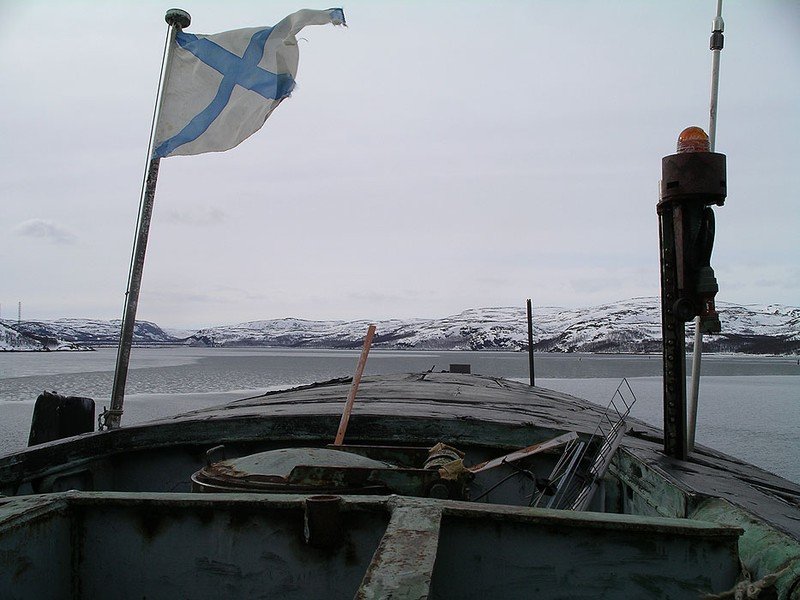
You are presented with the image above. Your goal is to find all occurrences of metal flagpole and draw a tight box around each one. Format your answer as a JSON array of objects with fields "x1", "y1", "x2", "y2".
[
  {"x1": 687, "y1": 0, "x2": 724, "y2": 452},
  {"x1": 103, "y1": 8, "x2": 191, "y2": 430}
]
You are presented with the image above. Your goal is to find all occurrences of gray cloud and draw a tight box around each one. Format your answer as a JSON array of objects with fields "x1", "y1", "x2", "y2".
[
  {"x1": 1, "y1": 2, "x2": 798, "y2": 325},
  {"x1": 161, "y1": 207, "x2": 227, "y2": 226},
  {"x1": 12, "y1": 219, "x2": 77, "y2": 245}
]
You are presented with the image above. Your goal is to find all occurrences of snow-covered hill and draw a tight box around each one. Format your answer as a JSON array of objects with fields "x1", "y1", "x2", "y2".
[
  {"x1": 3, "y1": 298, "x2": 797, "y2": 354},
  {"x1": 190, "y1": 298, "x2": 798, "y2": 354},
  {"x1": 0, "y1": 321, "x2": 87, "y2": 351},
  {"x1": 2, "y1": 318, "x2": 177, "y2": 350}
]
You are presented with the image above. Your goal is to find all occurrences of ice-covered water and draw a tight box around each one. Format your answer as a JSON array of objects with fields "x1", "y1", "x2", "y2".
[{"x1": 1, "y1": 348, "x2": 797, "y2": 482}]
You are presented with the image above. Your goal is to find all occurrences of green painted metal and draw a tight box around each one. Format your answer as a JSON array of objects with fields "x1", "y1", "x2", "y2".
[
  {"x1": 691, "y1": 498, "x2": 800, "y2": 600},
  {"x1": 356, "y1": 497, "x2": 443, "y2": 599},
  {"x1": 0, "y1": 414, "x2": 570, "y2": 496},
  {"x1": 1, "y1": 492, "x2": 390, "y2": 599},
  {"x1": 1, "y1": 372, "x2": 799, "y2": 598},
  {"x1": 1, "y1": 491, "x2": 742, "y2": 600},
  {"x1": 610, "y1": 448, "x2": 800, "y2": 597},
  {"x1": 609, "y1": 448, "x2": 691, "y2": 519},
  {"x1": 430, "y1": 500, "x2": 740, "y2": 599}
]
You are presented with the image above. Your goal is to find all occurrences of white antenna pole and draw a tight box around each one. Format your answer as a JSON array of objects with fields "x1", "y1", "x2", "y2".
[
  {"x1": 708, "y1": 0, "x2": 724, "y2": 152},
  {"x1": 688, "y1": 0, "x2": 724, "y2": 453}
]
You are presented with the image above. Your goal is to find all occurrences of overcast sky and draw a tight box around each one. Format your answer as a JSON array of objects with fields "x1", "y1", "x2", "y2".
[{"x1": 1, "y1": 1, "x2": 798, "y2": 328}]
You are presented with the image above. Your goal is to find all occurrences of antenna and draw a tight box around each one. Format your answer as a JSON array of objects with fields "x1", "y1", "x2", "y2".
[
  {"x1": 687, "y1": 0, "x2": 726, "y2": 454},
  {"x1": 708, "y1": 0, "x2": 724, "y2": 150},
  {"x1": 18, "y1": 301, "x2": 21, "y2": 324}
]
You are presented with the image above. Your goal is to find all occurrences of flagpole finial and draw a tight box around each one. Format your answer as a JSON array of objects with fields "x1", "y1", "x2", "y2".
[{"x1": 165, "y1": 8, "x2": 191, "y2": 29}]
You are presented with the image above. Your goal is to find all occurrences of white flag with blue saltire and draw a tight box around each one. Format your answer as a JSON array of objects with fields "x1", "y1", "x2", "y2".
[{"x1": 153, "y1": 8, "x2": 345, "y2": 158}]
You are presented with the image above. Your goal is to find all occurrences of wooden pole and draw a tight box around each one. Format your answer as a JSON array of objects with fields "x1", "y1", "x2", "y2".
[{"x1": 333, "y1": 324, "x2": 376, "y2": 446}]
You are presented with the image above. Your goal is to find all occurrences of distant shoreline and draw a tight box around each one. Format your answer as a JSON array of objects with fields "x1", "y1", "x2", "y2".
[
  {"x1": 0, "y1": 347, "x2": 95, "y2": 353},
  {"x1": 2, "y1": 345, "x2": 797, "y2": 358},
  {"x1": 4, "y1": 298, "x2": 798, "y2": 355}
]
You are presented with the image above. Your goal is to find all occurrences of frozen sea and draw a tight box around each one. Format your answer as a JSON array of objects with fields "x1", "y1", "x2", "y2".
[{"x1": 0, "y1": 348, "x2": 797, "y2": 483}]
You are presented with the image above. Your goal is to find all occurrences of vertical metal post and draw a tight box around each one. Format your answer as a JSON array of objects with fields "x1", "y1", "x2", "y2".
[
  {"x1": 104, "y1": 9, "x2": 191, "y2": 430},
  {"x1": 659, "y1": 147, "x2": 726, "y2": 460},
  {"x1": 708, "y1": 0, "x2": 725, "y2": 152},
  {"x1": 688, "y1": 315, "x2": 703, "y2": 452},
  {"x1": 658, "y1": 201, "x2": 688, "y2": 460},
  {"x1": 526, "y1": 298, "x2": 535, "y2": 386},
  {"x1": 688, "y1": 0, "x2": 725, "y2": 452},
  {"x1": 107, "y1": 157, "x2": 161, "y2": 429}
]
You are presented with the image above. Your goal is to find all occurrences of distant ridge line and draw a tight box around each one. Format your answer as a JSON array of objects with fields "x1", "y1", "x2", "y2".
[{"x1": 2, "y1": 298, "x2": 798, "y2": 355}]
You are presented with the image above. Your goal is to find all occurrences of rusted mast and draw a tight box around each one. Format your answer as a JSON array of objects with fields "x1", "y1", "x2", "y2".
[
  {"x1": 104, "y1": 9, "x2": 191, "y2": 430},
  {"x1": 658, "y1": 129, "x2": 726, "y2": 460}
]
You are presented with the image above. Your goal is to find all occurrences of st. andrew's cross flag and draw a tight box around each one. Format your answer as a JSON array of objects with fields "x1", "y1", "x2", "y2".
[{"x1": 153, "y1": 8, "x2": 345, "y2": 158}]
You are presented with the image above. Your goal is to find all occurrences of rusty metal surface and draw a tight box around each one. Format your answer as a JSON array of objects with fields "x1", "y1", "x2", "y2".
[
  {"x1": 304, "y1": 495, "x2": 344, "y2": 548},
  {"x1": 326, "y1": 444, "x2": 432, "y2": 467},
  {"x1": 192, "y1": 446, "x2": 469, "y2": 499},
  {"x1": 355, "y1": 497, "x2": 443, "y2": 600},
  {"x1": 469, "y1": 432, "x2": 577, "y2": 473},
  {"x1": 213, "y1": 447, "x2": 391, "y2": 479}
]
